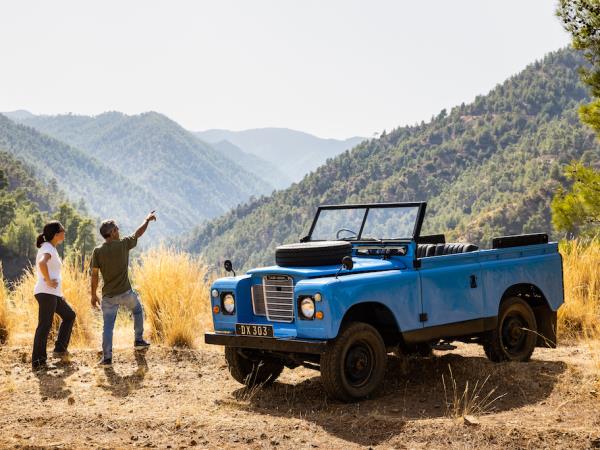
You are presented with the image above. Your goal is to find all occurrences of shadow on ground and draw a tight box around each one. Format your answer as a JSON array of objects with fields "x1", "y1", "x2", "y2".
[
  {"x1": 232, "y1": 352, "x2": 567, "y2": 447},
  {"x1": 100, "y1": 350, "x2": 148, "y2": 397},
  {"x1": 34, "y1": 362, "x2": 77, "y2": 400}
]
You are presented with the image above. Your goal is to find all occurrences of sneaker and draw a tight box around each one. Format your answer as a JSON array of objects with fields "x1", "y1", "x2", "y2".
[
  {"x1": 134, "y1": 339, "x2": 151, "y2": 350},
  {"x1": 98, "y1": 358, "x2": 112, "y2": 367}
]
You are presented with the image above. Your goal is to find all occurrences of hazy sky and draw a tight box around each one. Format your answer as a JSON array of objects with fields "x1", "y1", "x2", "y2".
[{"x1": 0, "y1": 1, "x2": 571, "y2": 139}]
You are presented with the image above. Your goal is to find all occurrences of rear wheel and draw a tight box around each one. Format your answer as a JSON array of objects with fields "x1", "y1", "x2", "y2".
[
  {"x1": 484, "y1": 297, "x2": 537, "y2": 362},
  {"x1": 224, "y1": 347, "x2": 284, "y2": 386},
  {"x1": 320, "y1": 322, "x2": 387, "y2": 402}
]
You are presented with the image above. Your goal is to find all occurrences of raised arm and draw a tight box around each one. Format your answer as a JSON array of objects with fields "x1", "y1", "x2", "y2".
[{"x1": 134, "y1": 210, "x2": 157, "y2": 239}]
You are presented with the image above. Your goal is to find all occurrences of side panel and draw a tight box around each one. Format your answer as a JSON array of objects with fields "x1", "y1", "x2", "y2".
[
  {"x1": 419, "y1": 252, "x2": 483, "y2": 327},
  {"x1": 479, "y1": 243, "x2": 564, "y2": 317}
]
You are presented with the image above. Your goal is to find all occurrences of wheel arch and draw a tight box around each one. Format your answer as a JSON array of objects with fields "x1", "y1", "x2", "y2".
[
  {"x1": 500, "y1": 283, "x2": 557, "y2": 348},
  {"x1": 339, "y1": 301, "x2": 402, "y2": 347}
]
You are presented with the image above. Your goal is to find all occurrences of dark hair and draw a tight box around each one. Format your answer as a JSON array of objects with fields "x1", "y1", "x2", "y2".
[
  {"x1": 36, "y1": 221, "x2": 65, "y2": 248},
  {"x1": 100, "y1": 219, "x2": 117, "y2": 239}
]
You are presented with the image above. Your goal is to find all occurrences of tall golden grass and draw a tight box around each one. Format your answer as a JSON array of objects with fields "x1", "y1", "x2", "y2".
[
  {"x1": 8, "y1": 256, "x2": 96, "y2": 347},
  {"x1": 0, "y1": 264, "x2": 11, "y2": 344},
  {"x1": 132, "y1": 247, "x2": 213, "y2": 347},
  {"x1": 559, "y1": 239, "x2": 600, "y2": 381},
  {"x1": 558, "y1": 239, "x2": 600, "y2": 341}
]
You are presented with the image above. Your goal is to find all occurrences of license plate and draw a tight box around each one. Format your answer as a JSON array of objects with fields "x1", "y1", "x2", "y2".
[{"x1": 236, "y1": 323, "x2": 274, "y2": 337}]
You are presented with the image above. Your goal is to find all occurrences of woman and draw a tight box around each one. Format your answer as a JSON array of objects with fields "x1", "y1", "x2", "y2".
[{"x1": 32, "y1": 221, "x2": 76, "y2": 370}]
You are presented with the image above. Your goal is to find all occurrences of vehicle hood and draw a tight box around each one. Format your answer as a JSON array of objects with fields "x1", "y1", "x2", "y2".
[{"x1": 246, "y1": 257, "x2": 406, "y2": 278}]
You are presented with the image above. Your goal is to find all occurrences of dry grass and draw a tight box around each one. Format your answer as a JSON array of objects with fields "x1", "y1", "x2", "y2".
[
  {"x1": 558, "y1": 239, "x2": 600, "y2": 341},
  {"x1": 558, "y1": 239, "x2": 600, "y2": 381},
  {"x1": 8, "y1": 257, "x2": 96, "y2": 347},
  {"x1": 4, "y1": 247, "x2": 214, "y2": 350},
  {"x1": 132, "y1": 247, "x2": 213, "y2": 348},
  {"x1": 0, "y1": 264, "x2": 11, "y2": 344},
  {"x1": 442, "y1": 365, "x2": 505, "y2": 418}
]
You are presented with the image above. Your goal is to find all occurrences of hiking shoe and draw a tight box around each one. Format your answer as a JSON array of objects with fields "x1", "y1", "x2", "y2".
[
  {"x1": 134, "y1": 339, "x2": 151, "y2": 350},
  {"x1": 98, "y1": 358, "x2": 112, "y2": 367},
  {"x1": 53, "y1": 350, "x2": 71, "y2": 361}
]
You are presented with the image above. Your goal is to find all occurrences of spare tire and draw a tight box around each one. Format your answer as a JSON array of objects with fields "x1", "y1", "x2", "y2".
[{"x1": 275, "y1": 241, "x2": 352, "y2": 267}]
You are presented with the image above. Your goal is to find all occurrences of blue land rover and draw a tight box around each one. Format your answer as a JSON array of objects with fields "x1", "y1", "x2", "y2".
[{"x1": 205, "y1": 202, "x2": 564, "y2": 401}]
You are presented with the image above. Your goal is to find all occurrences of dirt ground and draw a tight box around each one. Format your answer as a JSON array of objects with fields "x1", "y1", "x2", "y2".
[{"x1": 1, "y1": 341, "x2": 599, "y2": 450}]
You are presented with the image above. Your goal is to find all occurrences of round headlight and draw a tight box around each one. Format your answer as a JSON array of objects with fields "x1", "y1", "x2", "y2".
[
  {"x1": 223, "y1": 294, "x2": 235, "y2": 313},
  {"x1": 314, "y1": 293, "x2": 322, "y2": 302},
  {"x1": 211, "y1": 289, "x2": 219, "y2": 298},
  {"x1": 300, "y1": 298, "x2": 315, "y2": 319}
]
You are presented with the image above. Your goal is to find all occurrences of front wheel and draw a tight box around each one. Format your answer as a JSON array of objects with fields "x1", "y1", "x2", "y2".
[
  {"x1": 320, "y1": 322, "x2": 387, "y2": 402},
  {"x1": 224, "y1": 347, "x2": 284, "y2": 387},
  {"x1": 483, "y1": 297, "x2": 537, "y2": 362}
]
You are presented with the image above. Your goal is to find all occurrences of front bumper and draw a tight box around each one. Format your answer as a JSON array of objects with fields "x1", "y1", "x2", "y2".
[{"x1": 205, "y1": 332, "x2": 328, "y2": 354}]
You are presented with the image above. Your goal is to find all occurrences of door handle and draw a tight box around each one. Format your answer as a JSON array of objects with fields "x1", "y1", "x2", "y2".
[{"x1": 470, "y1": 274, "x2": 477, "y2": 288}]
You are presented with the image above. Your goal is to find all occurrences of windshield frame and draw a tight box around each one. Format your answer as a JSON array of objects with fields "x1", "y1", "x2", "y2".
[{"x1": 307, "y1": 202, "x2": 427, "y2": 242}]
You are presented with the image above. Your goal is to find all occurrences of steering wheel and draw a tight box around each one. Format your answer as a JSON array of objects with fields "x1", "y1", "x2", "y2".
[{"x1": 336, "y1": 228, "x2": 358, "y2": 240}]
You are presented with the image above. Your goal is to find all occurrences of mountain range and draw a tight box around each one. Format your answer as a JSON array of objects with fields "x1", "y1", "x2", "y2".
[
  {"x1": 4, "y1": 111, "x2": 365, "y2": 237},
  {"x1": 3, "y1": 111, "x2": 280, "y2": 237},
  {"x1": 181, "y1": 48, "x2": 600, "y2": 270},
  {"x1": 195, "y1": 128, "x2": 365, "y2": 184}
]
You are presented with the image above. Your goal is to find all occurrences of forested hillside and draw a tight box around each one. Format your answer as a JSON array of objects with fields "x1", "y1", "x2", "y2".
[
  {"x1": 195, "y1": 128, "x2": 364, "y2": 182},
  {"x1": 0, "y1": 151, "x2": 95, "y2": 280},
  {"x1": 0, "y1": 114, "x2": 181, "y2": 236},
  {"x1": 11, "y1": 112, "x2": 275, "y2": 233},
  {"x1": 183, "y1": 48, "x2": 600, "y2": 269}
]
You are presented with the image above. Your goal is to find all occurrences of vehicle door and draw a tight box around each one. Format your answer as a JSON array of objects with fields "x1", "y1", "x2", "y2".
[{"x1": 418, "y1": 251, "x2": 483, "y2": 332}]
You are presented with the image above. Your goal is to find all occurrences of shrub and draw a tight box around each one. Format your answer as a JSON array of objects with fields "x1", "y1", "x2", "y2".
[
  {"x1": 132, "y1": 247, "x2": 213, "y2": 348},
  {"x1": 558, "y1": 239, "x2": 600, "y2": 341},
  {"x1": 0, "y1": 264, "x2": 10, "y2": 344}
]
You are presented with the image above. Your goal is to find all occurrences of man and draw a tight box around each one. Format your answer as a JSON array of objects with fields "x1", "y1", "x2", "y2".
[{"x1": 91, "y1": 211, "x2": 156, "y2": 366}]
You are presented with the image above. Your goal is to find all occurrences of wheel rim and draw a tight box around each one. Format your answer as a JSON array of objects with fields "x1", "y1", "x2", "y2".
[
  {"x1": 501, "y1": 312, "x2": 529, "y2": 356},
  {"x1": 344, "y1": 341, "x2": 375, "y2": 388}
]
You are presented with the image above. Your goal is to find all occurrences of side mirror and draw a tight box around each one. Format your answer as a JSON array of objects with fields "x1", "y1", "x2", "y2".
[
  {"x1": 224, "y1": 260, "x2": 236, "y2": 277},
  {"x1": 342, "y1": 256, "x2": 354, "y2": 271}
]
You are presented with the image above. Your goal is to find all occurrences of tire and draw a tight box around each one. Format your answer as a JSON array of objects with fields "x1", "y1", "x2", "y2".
[
  {"x1": 320, "y1": 322, "x2": 387, "y2": 402},
  {"x1": 483, "y1": 297, "x2": 537, "y2": 362},
  {"x1": 275, "y1": 241, "x2": 352, "y2": 267},
  {"x1": 224, "y1": 347, "x2": 284, "y2": 387}
]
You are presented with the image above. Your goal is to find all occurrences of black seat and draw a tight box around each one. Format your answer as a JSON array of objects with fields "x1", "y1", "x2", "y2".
[{"x1": 416, "y1": 243, "x2": 478, "y2": 258}]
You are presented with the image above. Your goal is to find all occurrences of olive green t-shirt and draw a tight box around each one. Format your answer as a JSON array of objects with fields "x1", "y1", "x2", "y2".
[{"x1": 91, "y1": 235, "x2": 138, "y2": 297}]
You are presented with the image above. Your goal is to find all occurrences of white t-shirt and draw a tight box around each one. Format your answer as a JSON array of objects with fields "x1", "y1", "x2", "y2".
[{"x1": 33, "y1": 242, "x2": 63, "y2": 297}]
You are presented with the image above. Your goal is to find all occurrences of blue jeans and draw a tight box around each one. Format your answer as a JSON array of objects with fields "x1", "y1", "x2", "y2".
[{"x1": 101, "y1": 289, "x2": 144, "y2": 360}]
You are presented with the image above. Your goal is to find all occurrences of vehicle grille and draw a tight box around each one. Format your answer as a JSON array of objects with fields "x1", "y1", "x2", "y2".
[
  {"x1": 262, "y1": 275, "x2": 294, "y2": 322},
  {"x1": 251, "y1": 284, "x2": 266, "y2": 316}
]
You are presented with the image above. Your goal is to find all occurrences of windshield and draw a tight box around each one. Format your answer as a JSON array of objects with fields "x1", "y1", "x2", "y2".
[{"x1": 310, "y1": 205, "x2": 421, "y2": 241}]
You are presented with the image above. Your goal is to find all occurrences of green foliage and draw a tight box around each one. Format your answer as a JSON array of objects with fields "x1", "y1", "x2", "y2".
[
  {"x1": 181, "y1": 48, "x2": 600, "y2": 270},
  {"x1": 2, "y1": 209, "x2": 37, "y2": 259},
  {"x1": 552, "y1": 162, "x2": 600, "y2": 237},
  {"x1": 0, "y1": 151, "x2": 96, "y2": 268},
  {"x1": 557, "y1": 0, "x2": 600, "y2": 135}
]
